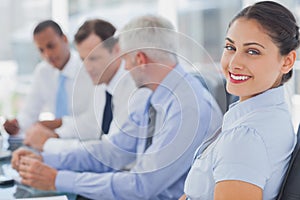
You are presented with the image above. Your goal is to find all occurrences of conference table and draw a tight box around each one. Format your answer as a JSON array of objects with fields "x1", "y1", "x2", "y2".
[{"x1": 0, "y1": 134, "x2": 77, "y2": 200}]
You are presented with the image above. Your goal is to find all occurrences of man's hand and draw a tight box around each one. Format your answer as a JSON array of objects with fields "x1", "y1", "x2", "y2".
[
  {"x1": 18, "y1": 156, "x2": 57, "y2": 191},
  {"x1": 3, "y1": 119, "x2": 20, "y2": 135},
  {"x1": 11, "y1": 148, "x2": 42, "y2": 171},
  {"x1": 179, "y1": 194, "x2": 187, "y2": 200},
  {"x1": 23, "y1": 123, "x2": 59, "y2": 151},
  {"x1": 40, "y1": 119, "x2": 62, "y2": 130}
]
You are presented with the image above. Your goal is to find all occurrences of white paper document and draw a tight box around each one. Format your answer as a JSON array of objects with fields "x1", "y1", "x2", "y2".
[{"x1": 16, "y1": 196, "x2": 68, "y2": 200}]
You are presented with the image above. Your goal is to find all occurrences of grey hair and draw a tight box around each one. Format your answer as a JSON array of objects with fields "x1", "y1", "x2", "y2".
[{"x1": 119, "y1": 15, "x2": 178, "y2": 63}]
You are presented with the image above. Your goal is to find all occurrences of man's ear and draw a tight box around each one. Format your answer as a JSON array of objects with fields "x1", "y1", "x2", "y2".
[
  {"x1": 281, "y1": 50, "x2": 296, "y2": 74},
  {"x1": 112, "y1": 43, "x2": 120, "y2": 55},
  {"x1": 62, "y1": 34, "x2": 68, "y2": 43},
  {"x1": 136, "y1": 52, "x2": 147, "y2": 65}
]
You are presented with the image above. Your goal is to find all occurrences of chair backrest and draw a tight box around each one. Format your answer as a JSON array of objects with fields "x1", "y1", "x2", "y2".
[
  {"x1": 277, "y1": 123, "x2": 300, "y2": 200},
  {"x1": 192, "y1": 71, "x2": 238, "y2": 114}
]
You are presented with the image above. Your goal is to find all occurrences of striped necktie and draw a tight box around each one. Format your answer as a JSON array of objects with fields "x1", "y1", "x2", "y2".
[
  {"x1": 144, "y1": 104, "x2": 156, "y2": 151},
  {"x1": 55, "y1": 73, "x2": 69, "y2": 118}
]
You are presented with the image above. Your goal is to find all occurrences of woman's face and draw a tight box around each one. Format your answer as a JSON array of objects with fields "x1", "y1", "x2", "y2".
[{"x1": 221, "y1": 18, "x2": 287, "y2": 101}]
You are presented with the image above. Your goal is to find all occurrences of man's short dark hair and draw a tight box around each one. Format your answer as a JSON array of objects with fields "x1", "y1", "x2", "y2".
[
  {"x1": 74, "y1": 19, "x2": 117, "y2": 51},
  {"x1": 33, "y1": 20, "x2": 64, "y2": 36}
]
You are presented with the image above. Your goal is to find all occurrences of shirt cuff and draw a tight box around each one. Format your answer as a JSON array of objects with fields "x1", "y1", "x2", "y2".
[
  {"x1": 55, "y1": 170, "x2": 77, "y2": 193},
  {"x1": 214, "y1": 163, "x2": 268, "y2": 189},
  {"x1": 43, "y1": 138, "x2": 81, "y2": 153},
  {"x1": 42, "y1": 152, "x2": 62, "y2": 169}
]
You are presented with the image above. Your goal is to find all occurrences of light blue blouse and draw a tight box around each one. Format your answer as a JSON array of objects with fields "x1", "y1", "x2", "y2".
[
  {"x1": 184, "y1": 86, "x2": 296, "y2": 200},
  {"x1": 42, "y1": 64, "x2": 223, "y2": 200}
]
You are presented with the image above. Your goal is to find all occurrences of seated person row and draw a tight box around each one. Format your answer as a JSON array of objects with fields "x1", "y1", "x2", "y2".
[
  {"x1": 12, "y1": 15, "x2": 223, "y2": 199},
  {"x1": 12, "y1": 2, "x2": 297, "y2": 199}
]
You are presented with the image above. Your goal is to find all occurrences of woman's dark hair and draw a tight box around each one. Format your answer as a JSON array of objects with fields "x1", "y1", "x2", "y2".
[
  {"x1": 229, "y1": 1, "x2": 300, "y2": 84},
  {"x1": 33, "y1": 20, "x2": 63, "y2": 36},
  {"x1": 74, "y1": 19, "x2": 117, "y2": 52}
]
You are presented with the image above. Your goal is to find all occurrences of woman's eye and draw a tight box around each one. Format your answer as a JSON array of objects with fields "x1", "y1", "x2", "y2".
[
  {"x1": 224, "y1": 45, "x2": 235, "y2": 51},
  {"x1": 248, "y1": 49, "x2": 260, "y2": 55}
]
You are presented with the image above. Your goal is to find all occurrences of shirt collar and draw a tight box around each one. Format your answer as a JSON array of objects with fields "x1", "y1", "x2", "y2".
[
  {"x1": 150, "y1": 64, "x2": 187, "y2": 109},
  {"x1": 106, "y1": 59, "x2": 127, "y2": 95},
  {"x1": 60, "y1": 50, "x2": 82, "y2": 79},
  {"x1": 223, "y1": 86, "x2": 286, "y2": 130}
]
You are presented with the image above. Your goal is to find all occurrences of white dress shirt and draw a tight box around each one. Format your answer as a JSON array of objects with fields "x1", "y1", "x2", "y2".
[
  {"x1": 43, "y1": 60, "x2": 138, "y2": 153},
  {"x1": 17, "y1": 51, "x2": 94, "y2": 134}
]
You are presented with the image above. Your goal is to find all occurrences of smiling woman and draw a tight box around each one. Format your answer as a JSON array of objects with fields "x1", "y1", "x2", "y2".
[
  {"x1": 221, "y1": 17, "x2": 296, "y2": 101},
  {"x1": 182, "y1": 1, "x2": 300, "y2": 200}
]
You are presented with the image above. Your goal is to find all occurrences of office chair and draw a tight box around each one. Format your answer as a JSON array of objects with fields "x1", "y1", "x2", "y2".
[
  {"x1": 192, "y1": 71, "x2": 238, "y2": 114},
  {"x1": 277, "y1": 123, "x2": 300, "y2": 200}
]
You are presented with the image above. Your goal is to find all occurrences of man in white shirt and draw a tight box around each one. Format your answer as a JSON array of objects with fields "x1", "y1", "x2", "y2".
[
  {"x1": 3, "y1": 20, "x2": 94, "y2": 145},
  {"x1": 23, "y1": 19, "x2": 140, "y2": 152}
]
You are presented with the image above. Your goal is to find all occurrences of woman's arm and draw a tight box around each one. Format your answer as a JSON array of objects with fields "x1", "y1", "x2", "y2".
[{"x1": 214, "y1": 180, "x2": 262, "y2": 200}]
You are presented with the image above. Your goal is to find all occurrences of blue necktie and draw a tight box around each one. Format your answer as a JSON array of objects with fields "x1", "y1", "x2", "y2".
[
  {"x1": 55, "y1": 74, "x2": 69, "y2": 118},
  {"x1": 101, "y1": 91, "x2": 113, "y2": 135}
]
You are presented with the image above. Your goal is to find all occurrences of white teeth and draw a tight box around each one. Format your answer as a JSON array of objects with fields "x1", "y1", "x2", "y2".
[{"x1": 230, "y1": 74, "x2": 250, "y2": 81}]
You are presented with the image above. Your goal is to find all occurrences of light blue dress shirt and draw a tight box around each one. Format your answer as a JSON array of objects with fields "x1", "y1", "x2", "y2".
[
  {"x1": 184, "y1": 86, "x2": 296, "y2": 200},
  {"x1": 42, "y1": 64, "x2": 223, "y2": 200}
]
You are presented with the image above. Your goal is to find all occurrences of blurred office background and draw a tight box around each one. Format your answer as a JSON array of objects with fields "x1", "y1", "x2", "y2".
[{"x1": 0, "y1": 0, "x2": 300, "y2": 129}]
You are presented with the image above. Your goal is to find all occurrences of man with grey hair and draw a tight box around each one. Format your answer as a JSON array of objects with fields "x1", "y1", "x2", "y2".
[{"x1": 11, "y1": 15, "x2": 223, "y2": 199}]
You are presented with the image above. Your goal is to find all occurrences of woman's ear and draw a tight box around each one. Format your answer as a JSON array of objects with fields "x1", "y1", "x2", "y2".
[{"x1": 282, "y1": 50, "x2": 297, "y2": 74}]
